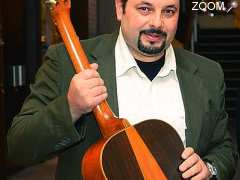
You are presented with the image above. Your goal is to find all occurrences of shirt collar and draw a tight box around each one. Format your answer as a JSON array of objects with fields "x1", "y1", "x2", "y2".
[
  {"x1": 115, "y1": 29, "x2": 138, "y2": 77},
  {"x1": 115, "y1": 28, "x2": 176, "y2": 78},
  {"x1": 158, "y1": 43, "x2": 176, "y2": 78}
]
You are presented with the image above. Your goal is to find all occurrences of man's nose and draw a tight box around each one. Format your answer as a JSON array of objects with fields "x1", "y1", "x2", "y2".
[{"x1": 149, "y1": 13, "x2": 164, "y2": 29}]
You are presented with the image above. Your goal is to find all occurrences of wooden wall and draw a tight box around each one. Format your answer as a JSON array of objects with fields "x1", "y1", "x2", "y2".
[
  {"x1": 0, "y1": 0, "x2": 89, "y2": 177},
  {"x1": 0, "y1": 0, "x2": 5, "y2": 178},
  {"x1": 1, "y1": 0, "x2": 41, "y2": 177}
]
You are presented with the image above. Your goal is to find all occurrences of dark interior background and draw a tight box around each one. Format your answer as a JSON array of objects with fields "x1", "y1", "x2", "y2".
[{"x1": 0, "y1": 0, "x2": 239, "y2": 179}]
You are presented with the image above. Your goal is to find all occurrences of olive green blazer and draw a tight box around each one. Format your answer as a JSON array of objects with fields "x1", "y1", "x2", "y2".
[{"x1": 8, "y1": 33, "x2": 238, "y2": 180}]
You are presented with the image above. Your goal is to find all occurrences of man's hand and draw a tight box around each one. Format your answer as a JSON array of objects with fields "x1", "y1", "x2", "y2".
[
  {"x1": 67, "y1": 63, "x2": 108, "y2": 122},
  {"x1": 179, "y1": 147, "x2": 212, "y2": 180}
]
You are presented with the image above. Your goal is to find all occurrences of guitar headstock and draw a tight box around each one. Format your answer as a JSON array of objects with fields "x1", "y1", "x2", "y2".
[
  {"x1": 45, "y1": 0, "x2": 71, "y2": 12},
  {"x1": 45, "y1": 0, "x2": 57, "y2": 9}
]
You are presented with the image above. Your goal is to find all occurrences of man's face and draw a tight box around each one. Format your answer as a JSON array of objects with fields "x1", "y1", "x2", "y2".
[{"x1": 115, "y1": 0, "x2": 179, "y2": 61}]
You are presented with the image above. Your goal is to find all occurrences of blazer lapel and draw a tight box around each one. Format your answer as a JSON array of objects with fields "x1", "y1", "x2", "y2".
[
  {"x1": 89, "y1": 33, "x2": 119, "y2": 116},
  {"x1": 175, "y1": 49, "x2": 209, "y2": 149}
]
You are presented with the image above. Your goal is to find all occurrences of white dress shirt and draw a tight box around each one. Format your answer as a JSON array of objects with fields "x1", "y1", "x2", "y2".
[{"x1": 115, "y1": 29, "x2": 186, "y2": 146}]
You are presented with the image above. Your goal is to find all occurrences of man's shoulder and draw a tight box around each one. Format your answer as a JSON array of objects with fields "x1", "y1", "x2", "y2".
[
  {"x1": 47, "y1": 33, "x2": 117, "y2": 55},
  {"x1": 175, "y1": 48, "x2": 222, "y2": 73},
  {"x1": 175, "y1": 48, "x2": 219, "y2": 67},
  {"x1": 81, "y1": 33, "x2": 117, "y2": 49}
]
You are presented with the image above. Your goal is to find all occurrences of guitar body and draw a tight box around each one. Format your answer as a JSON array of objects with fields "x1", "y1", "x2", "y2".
[{"x1": 82, "y1": 120, "x2": 184, "y2": 180}]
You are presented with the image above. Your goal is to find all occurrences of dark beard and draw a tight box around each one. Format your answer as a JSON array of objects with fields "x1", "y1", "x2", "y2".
[{"x1": 138, "y1": 29, "x2": 167, "y2": 55}]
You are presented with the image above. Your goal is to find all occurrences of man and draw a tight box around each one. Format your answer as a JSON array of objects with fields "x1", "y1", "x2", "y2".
[{"x1": 8, "y1": 0, "x2": 238, "y2": 179}]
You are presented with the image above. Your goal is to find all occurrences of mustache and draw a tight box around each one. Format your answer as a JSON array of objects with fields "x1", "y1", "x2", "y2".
[{"x1": 140, "y1": 29, "x2": 167, "y2": 37}]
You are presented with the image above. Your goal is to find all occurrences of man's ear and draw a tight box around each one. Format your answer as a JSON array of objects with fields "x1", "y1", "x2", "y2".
[{"x1": 115, "y1": 0, "x2": 124, "y2": 21}]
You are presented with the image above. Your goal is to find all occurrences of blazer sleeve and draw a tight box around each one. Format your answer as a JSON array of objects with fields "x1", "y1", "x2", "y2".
[
  {"x1": 7, "y1": 45, "x2": 82, "y2": 165},
  {"x1": 202, "y1": 64, "x2": 239, "y2": 180}
]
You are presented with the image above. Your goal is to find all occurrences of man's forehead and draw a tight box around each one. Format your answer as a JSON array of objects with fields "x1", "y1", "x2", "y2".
[{"x1": 127, "y1": 0, "x2": 179, "y2": 6}]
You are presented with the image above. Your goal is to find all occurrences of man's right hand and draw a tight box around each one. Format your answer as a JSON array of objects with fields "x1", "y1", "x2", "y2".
[{"x1": 67, "y1": 63, "x2": 108, "y2": 122}]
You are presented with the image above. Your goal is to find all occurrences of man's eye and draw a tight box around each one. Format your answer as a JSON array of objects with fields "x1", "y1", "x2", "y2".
[
  {"x1": 163, "y1": 9, "x2": 175, "y2": 17},
  {"x1": 138, "y1": 7, "x2": 151, "y2": 14}
]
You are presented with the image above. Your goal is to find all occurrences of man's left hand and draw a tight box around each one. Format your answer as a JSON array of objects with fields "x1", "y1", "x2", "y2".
[{"x1": 179, "y1": 147, "x2": 212, "y2": 180}]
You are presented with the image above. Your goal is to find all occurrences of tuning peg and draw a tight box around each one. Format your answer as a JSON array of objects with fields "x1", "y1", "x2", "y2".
[{"x1": 45, "y1": 0, "x2": 57, "y2": 5}]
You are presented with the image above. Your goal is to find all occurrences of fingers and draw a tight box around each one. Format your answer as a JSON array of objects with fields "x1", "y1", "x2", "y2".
[
  {"x1": 90, "y1": 86, "x2": 107, "y2": 97},
  {"x1": 181, "y1": 159, "x2": 202, "y2": 179},
  {"x1": 181, "y1": 147, "x2": 194, "y2": 160},
  {"x1": 76, "y1": 63, "x2": 99, "y2": 80},
  {"x1": 179, "y1": 147, "x2": 198, "y2": 172},
  {"x1": 67, "y1": 63, "x2": 108, "y2": 122},
  {"x1": 80, "y1": 92, "x2": 108, "y2": 111},
  {"x1": 179, "y1": 147, "x2": 211, "y2": 180},
  {"x1": 92, "y1": 93, "x2": 108, "y2": 107},
  {"x1": 86, "y1": 78, "x2": 105, "y2": 89},
  {"x1": 77, "y1": 69, "x2": 99, "y2": 80},
  {"x1": 90, "y1": 63, "x2": 98, "y2": 70}
]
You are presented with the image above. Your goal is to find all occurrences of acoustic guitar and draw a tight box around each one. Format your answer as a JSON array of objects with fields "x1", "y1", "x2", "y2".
[{"x1": 47, "y1": 0, "x2": 184, "y2": 179}]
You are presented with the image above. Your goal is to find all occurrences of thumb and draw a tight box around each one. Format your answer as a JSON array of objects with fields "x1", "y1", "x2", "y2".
[{"x1": 90, "y1": 63, "x2": 98, "y2": 70}]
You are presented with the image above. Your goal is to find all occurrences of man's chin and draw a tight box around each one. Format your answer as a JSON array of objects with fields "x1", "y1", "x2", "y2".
[
  {"x1": 140, "y1": 52, "x2": 162, "y2": 57},
  {"x1": 139, "y1": 44, "x2": 166, "y2": 55},
  {"x1": 138, "y1": 48, "x2": 163, "y2": 56}
]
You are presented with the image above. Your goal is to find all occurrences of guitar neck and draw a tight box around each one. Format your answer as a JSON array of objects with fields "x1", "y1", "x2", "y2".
[{"x1": 48, "y1": 0, "x2": 125, "y2": 137}]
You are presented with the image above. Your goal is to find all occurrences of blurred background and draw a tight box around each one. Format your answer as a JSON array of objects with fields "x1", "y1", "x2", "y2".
[{"x1": 0, "y1": 0, "x2": 240, "y2": 179}]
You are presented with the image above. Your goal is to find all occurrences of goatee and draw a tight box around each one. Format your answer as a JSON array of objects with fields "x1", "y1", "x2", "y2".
[{"x1": 138, "y1": 28, "x2": 168, "y2": 55}]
